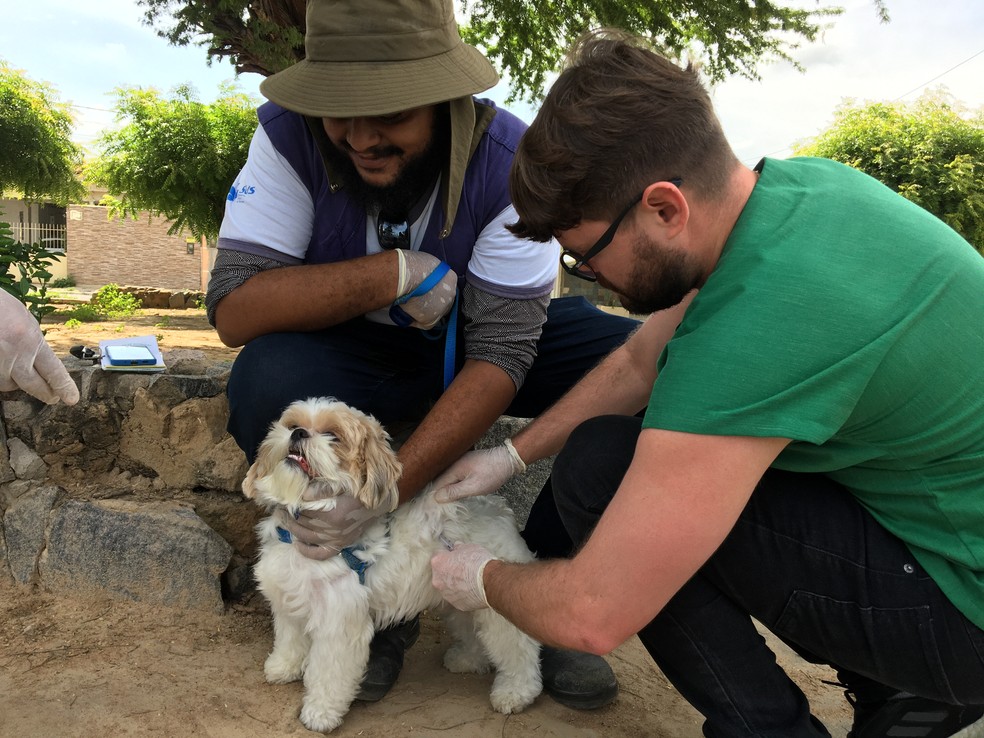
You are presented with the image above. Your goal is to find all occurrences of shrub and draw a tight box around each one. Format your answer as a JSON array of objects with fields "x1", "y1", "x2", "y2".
[
  {"x1": 62, "y1": 284, "x2": 141, "y2": 322},
  {"x1": 795, "y1": 90, "x2": 984, "y2": 253},
  {"x1": 62, "y1": 304, "x2": 102, "y2": 323},
  {"x1": 90, "y1": 284, "x2": 141, "y2": 319}
]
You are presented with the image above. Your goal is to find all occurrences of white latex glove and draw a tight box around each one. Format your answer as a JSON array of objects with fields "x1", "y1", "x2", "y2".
[
  {"x1": 431, "y1": 542, "x2": 496, "y2": 611},
  {"x1": 393, "y1": 249, "x2": 457, "y2": 330},
  {"x1": 277, "y1": 495, "x2": 384, "y2": 561},
  {"x1": 0, "y1": 290, "x2": 79, "y2": 405},
  {"x1": 433, "y1": 439, "x2": 527, "y2": 503}
]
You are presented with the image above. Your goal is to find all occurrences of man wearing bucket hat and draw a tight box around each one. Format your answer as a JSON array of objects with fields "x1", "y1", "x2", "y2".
[{"x1": 206, "y1": 0, "x2": 637, "y2": 709}]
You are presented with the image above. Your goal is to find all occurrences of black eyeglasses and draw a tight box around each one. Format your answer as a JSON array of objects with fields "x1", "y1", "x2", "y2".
[
  {"x1": 377, "y1": 213, "x2": 410, "y2": 250},
  {"x1": 560, "y1": 178, "x2": 682, "y2": 282}
]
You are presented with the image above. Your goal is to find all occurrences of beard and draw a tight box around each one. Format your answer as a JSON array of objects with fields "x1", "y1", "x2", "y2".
[
  {"x1": 321, "y1": 106, "x2": 451, "y2": 217},
  {"x1": 610, "y1": 234, "x2": 701, "y2": 315}
]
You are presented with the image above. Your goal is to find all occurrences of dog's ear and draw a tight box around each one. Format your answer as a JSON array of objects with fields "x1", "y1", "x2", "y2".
[
  {"x1": 242, "y1": 461, "x2": 259, "y2": 499},
  {"x1": 360, "y1": 430, "x2": 402, "y2": 512},
  {"x1": 241, "y1": 432, "x2": 277, "y2": 500}
]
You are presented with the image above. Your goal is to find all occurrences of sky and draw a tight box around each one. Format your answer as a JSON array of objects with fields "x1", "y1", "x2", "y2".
[{"x1": 3, "y1": 0, "x2": 983, "y2": 167}]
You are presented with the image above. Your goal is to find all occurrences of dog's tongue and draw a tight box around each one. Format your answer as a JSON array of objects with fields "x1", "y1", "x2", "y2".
[{"x1": 287, "y1": 453, "x2": 313, "y2": 477}]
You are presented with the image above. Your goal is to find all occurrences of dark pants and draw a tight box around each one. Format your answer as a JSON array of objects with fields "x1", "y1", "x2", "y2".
[
  {"x1": 226, "y1": 296, "x2": 639, "y2": 556},
  {"x1": 552, "y1": 415, "x2": 984, "y2": 738}
]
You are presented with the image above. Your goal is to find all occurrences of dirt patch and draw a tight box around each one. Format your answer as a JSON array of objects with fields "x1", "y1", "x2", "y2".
[
  {"x1": 41, "y1": 306, "x2": 240, "y2": 365},
  {"x1": 0, "y1": 579, "x2": 852, "y2": 737}
]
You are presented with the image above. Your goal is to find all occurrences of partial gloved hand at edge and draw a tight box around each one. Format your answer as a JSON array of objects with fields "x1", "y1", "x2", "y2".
[
  {"x1": 433, "y1": 439, "x2": 527, "y2": 503},
  {"x1": 278, "y1": 495, "x2": 385, "y2": 561},
  {"x1": 0, "y1": 290, "x2": 79, "y2": 405},
  {"x1": 431, "y1": 542, "x2": 497, "y2": 611}
]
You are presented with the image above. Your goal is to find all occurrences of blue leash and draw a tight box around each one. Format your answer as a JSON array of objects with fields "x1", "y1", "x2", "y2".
[{"x1": 389, "y1": 261, "x2": 458, "y2": 390}]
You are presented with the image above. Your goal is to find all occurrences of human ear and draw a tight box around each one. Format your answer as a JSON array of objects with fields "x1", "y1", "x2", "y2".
[{"x1": 642, "y1": 180, "x2": 688, "y2": 236}]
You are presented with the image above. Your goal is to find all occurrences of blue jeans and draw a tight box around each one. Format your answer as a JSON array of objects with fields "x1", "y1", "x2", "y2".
[
  {"x1": 552, "y1": 415, "x2": 984, "y2": 738},
  {"x1": 226, "y1": 296, "x2": 639, "y2": 556}
]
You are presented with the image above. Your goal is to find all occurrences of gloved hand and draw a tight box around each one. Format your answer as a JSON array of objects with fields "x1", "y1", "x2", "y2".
[
  {"x1": 0, "y1": 290, "x2": 79, "y2": 405},
  {"x1": 278, "y1": 495, "x2": 384, "y2": 561},
  {"x1": 431, "y1": 542, "x2": 496, "y2": 611},
  {"x1": 433, "y1": 439, "x2": 527, "y2": 503},
  {"x1": 393, "y1": 249, "x2": 457, "y2": 330}
]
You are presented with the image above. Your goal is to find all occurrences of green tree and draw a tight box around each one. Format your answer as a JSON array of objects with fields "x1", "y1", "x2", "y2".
[
  {"x1": 135, "y1": 0, "x2": 871, "y2": 102},
  {"x1": 0, "y1": 61, "x2": 86, "y2": 203},
  {"x1": 85, "y1": 83, "x2": 259, "y2": 241},
  {"x1": 795, "y1": 91, "x2": 984, "y2": 254}
]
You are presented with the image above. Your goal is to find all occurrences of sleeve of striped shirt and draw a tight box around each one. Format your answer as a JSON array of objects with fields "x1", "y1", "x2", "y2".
[{"x1": 460, "y1": 282, "x2": 549, "y2": 391}]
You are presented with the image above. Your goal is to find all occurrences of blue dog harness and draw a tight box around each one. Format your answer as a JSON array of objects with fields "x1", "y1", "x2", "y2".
[{"x1": 276, "y1": 526, "x2": 372, "y2": 585}]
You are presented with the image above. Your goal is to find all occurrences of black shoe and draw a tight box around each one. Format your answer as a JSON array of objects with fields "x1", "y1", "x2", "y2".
[
  {"x1": 540, "y1": 645, "x2": 618, "y2": 710},
  {"x1": 839, "y1": 673, "x2": 984, "y2": 738},
  {"x1": 355, "y1": 616, "x2": 421, "y2": 702}
]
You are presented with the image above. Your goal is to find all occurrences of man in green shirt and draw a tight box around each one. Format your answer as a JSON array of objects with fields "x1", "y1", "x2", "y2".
[{"x1": 428, "y1": 29, "x2": 984, "y2": 738}]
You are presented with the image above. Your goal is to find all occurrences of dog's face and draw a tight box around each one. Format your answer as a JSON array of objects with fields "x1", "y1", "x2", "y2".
[{"x1": 242, "y1": 398, "x2": 402, "y2": 514}]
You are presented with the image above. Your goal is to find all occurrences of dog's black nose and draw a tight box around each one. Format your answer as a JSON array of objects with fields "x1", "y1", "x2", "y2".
[{"x1": 290, "y1": 428, "x2": 310, "y2": 442}]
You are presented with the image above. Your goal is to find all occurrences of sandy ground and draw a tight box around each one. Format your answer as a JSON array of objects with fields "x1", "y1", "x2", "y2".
[
  {"x1": 9, "y1": 305, "x2": 855, "y2": 737},
  {"x1": 41, "y1": 305, "x2": 241, "y2": 365},
  {"x1": 0, "y1": 579, "x2": 853, "y2": 738}
]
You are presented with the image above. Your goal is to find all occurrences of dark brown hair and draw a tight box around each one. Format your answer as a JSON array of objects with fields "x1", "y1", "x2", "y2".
[{"x1": 509, "y1": 29, "x2": 737, "y2": 241}]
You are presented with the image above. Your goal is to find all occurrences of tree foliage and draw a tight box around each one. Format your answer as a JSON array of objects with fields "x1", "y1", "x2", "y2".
[
  {"x1": 795, "y1": 91, "x2": 984, "y2": 254},
  {"x1": 137, "y1": 0, "x2": 305, "y2": 79},
  {"x1": 460, "y1": 0, "x2": 846, "y2": 102},
  {"x1": 85, "y1": 83, "x2": 259, "y2": 241},
  {"x1": 135, "y1": 0, "x2": 864, "y2": 102},
  {"x1": 0, "y1": 61, "x2": 86, "y2": 204}
]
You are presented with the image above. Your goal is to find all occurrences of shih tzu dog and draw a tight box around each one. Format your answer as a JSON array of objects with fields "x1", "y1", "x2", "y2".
[{"x1": 243, "y1": 397, "x2": 542, "y2": 733}]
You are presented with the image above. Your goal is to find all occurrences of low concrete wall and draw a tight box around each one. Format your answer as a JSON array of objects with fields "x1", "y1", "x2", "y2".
[{"x1": 0, "y1": 354, "x2": 552, "y2": 612}]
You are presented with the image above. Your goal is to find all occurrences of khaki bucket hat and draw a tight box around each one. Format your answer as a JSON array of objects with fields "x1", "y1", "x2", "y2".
[{"x1": 260, "y1": 0, "x2": 499, "y2": 118}]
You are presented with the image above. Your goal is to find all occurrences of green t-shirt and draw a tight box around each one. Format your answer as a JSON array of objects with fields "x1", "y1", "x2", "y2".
[{"x1": 644, "y1": 156, "x2": 984, "y2": 628}]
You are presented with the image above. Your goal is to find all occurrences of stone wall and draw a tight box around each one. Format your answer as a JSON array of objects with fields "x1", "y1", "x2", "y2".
[{"x1": 0, "y1": 353, "x2": 551, "y2": 613}]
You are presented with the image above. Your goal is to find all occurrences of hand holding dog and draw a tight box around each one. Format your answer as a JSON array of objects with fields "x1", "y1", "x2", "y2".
[
  {"x1": 279, "y1": 496, "x2": 383, "y2": 560},
  {"x1": 433, "y1": 439, "x2": 527, "y2": 503},
  {"x1": 394, "y1": 250, "x2": 457, "y2": 329},
  {"x1": 431, "y1": 542, "x2": 496, "y2": 611},
  {"x1": 0, "y1": 290, "x2": 79, "y2": 405}
]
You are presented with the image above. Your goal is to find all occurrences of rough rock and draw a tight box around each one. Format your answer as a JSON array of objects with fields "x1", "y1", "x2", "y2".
[
  {"x1": 41, "y1": 499, "x2": 232, "y2": 612},
  {"x1": 3, "y1": 485, "x2": 63, "y2": 584}
]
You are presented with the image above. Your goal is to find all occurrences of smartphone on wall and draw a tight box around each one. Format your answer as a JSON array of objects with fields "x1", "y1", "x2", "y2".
[{"x1": 104, "y1": 345, "x2": 158, "y2": 366}]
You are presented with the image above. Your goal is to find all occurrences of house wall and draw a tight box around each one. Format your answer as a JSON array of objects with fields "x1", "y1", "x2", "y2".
[
  {"x1": 4, "y1": 255, "x2": 67, "y2": 284},
  {"x1": 66, "y1": 205, "x2": 208, "y2": 291},
  {"x1": 0, "y1": 197, "x2": 32, "y2": 225},
  {"x1": 48, "y1": 254, "x2": 68, "y2": 282}
]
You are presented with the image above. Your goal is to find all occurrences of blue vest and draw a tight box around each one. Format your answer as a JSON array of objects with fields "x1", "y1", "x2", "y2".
[{"x1": 257, "y1": 99, "x2": 527, "y2": 279}]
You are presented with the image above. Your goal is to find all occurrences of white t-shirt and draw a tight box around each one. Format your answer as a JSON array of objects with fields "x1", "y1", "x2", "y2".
[{"x1": 219, "y1": 124, "x2": 560, "y2": 305}]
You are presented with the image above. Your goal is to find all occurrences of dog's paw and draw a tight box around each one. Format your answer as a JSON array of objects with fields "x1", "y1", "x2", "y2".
[
  {"x1": 489, "y1": 674, "x2": 541, "y2": 714},
  {"x1": 264, "y1": 653, "x2": 304, "y2": 684},
  {"x1": 443, "y1": 643, "x2": 491, "y2": 674},
  {"x1": 300, "y1": 701, "x2": 345, "y2": 733}
]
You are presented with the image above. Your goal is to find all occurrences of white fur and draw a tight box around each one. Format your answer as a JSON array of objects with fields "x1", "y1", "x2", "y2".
[{"x1": 244, "y1": 398, "x2": 542, "y2": 733}]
